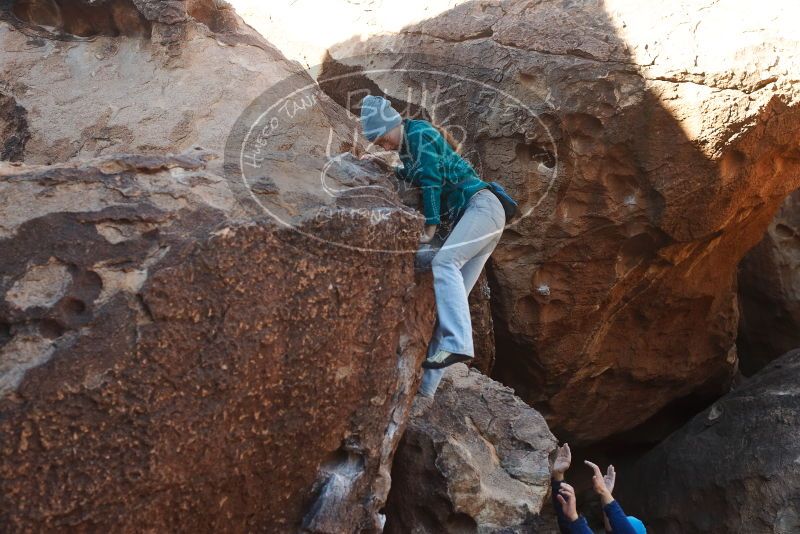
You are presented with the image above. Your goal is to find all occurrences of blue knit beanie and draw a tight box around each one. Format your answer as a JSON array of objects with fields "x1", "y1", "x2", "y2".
[
  {"x1": 627, "y1": 516, "x2": 646, "y2": 534},
  {"x1": 359, "y1": 95, "x2": 402, "y2": 142}
]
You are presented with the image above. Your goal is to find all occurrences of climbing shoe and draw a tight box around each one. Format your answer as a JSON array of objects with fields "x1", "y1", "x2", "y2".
[{"x1": 422, "y1": 349, "x2": 473, "y2": 369}]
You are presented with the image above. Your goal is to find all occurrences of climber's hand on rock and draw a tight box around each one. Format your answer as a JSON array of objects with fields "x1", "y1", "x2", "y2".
[
  {"x1": 552, "y1": 442, "x2": 572, "y2": 480},
  {"x1": 556, "y1": 482, "x2": 579, "y2": 522},
  {"x1": 359, "y1": 152, "x2": 391, "y2": 171},
  {"x1": 585, "y1": 460, "x2": 614, "y2": 505},
  {"x1": 419, "y1": 224, "x2": 437, "y2": 243}
]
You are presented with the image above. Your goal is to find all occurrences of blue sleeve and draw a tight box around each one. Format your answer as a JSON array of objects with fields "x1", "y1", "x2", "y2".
[
  {"x1": 603, "y1": 500, "x2": 637, "y2": 534},
  {"x1": 567, "y1": 516, "x2": 594, "y2": 534},
  {"x1": 551, "y1": 479, "x2": 572, "y2": 534}
]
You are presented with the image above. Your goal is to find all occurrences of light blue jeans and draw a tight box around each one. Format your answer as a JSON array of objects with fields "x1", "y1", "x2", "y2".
[{"x1": 417, "y1": 187, "x2": 506, "y2": 397}]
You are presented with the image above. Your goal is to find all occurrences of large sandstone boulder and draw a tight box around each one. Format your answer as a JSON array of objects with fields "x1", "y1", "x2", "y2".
[
  {"x1": 1, "y1": 0, "x2": 416, "y2": 226},
  {"x1": 0, "y1": 2, "x2": 440, "y2": 530},
  {"x1": 0, "y1": 0, "x2": 356, "y2": 177},
  {"x1": 384, "y1": 363, "x2": 557, "y2": 533},
  {"x1": 320, "y1": 0, "x2": 800, "y2": 443},
  {"x1": 0, "y1": 151, "x2": 434, "y2": 532},
  {"x1": 737, "y1": 188, "x2": 800, "y2": 375},
  {"x1": 618, "y1": 348, "x2": 800, "y2": 534}
]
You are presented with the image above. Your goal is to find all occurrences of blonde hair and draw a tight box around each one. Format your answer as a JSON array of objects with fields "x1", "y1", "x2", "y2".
[{"x1": 429, "y1": 120, "x2": 463, "y2": 155}]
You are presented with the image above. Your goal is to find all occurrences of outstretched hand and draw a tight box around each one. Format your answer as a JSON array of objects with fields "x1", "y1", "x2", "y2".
[
  {"x1": 552, "y1": 442, "x2": 572, "y2": 480},
  {"x1": 359, "y1": 152, "x2": 392, "y2": 172},
  {"x1": 603, "y1": 464, "x2": 616, "y2": 494},
  {"x1": 585, "y1": 460, "x2": 614, "y2": 505},
  {"x1": 556, "y1": 482, "x2": 579, "y2": 522}
]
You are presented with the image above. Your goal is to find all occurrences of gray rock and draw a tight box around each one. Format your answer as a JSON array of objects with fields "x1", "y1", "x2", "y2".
[
  {"x1": 738, "y1": 189, "x2": 800, "y2": 375},
  {"x1": 619, "y1": 349, "x2": 800, "y2": 534},
  {"x1": 385, "y1": 364, "x2": 557, "y2": 533}
]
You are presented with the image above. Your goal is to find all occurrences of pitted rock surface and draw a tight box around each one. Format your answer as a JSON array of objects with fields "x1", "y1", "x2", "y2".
[{"x1": 321, "y1": 0, "x2": 800, "y2": 443}]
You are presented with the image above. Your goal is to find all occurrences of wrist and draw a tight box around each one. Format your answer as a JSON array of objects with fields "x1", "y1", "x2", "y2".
[
  {"x1": 552, "y1": 471, "x2": 565, "y2": 481},
  {"x1": 600, "y1": 490, "x2": 614, "y2": 505},
  {"x1": 567, "y1": 512, "x2": 580, "y2": 522}
]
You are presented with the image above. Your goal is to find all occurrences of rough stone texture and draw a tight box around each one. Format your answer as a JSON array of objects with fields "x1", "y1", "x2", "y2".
[
  {"x1": 468, "y1": 269, "x2": 495, "y2": 375},
  {"x1": 384, "y1": 363, "x2": 557, "y2": 534},
  {"x1": 5, "y1": 0, "x2": 243, "y2": 37},
  {"x1": 737, "y1": 188, "x2": 800, "y2": 375},
  {"x1": 0, "y1": 0, "x2": 383, "y2": 234},
  {"x1": 619, "y1": 348, "x2": 800, "y2": 534},
  {"x1": 0, "y1": 0, "x2": 359, "y2": 202},
  {"x1": 0, "y1": 2, "x2": 455, "y2": 530},
  {"x1": 0, "y1": 91, "x2": 29, "y2": 161},
  {"x1": 1, "y1": 0, "x2": 386, "y2": 229},
  {"x1": 321, "y1": 0, "x2": 800, "y2": 443},
  {"x1": 0, "y1": 151, "x2": 435, "y2": 532}
]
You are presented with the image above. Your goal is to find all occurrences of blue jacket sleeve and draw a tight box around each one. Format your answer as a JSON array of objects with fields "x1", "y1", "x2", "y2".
[
  {"x1": 568, "y1": 516, "x2": 594, "y2": 534},
  {"x1": 551, "y1": 479, "x2": 572, "y2": 534},
  {"x1": 603, "y1": 500, "x2": 638, "y2": 534},
  {"x1": 552, "y1": 479, "x2": 593, "y2": 534},
  {"x1": 406, "y1": 128, "x2": 443, "y2": 225}
]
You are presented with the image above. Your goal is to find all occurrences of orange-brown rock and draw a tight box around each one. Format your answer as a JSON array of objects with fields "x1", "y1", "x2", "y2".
[
  {"x1": 321, "y1": 0, "x2": 800, "y2": 443},
  {"x1": 0, "y1": 151, "x2": 434, "y2": 532},
  {"x1": 0, "y1": 1, "x2": 441, "y2": 530}
]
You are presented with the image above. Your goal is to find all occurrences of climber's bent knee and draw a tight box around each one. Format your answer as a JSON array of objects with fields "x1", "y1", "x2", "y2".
[{"x1": 431, "y1": 250, "x2": 467, "y2": 272}]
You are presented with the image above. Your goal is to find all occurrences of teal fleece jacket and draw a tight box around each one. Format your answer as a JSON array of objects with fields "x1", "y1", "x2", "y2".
[{"x1": 393, "y1": 118, "x2": 490, "y2": 225}]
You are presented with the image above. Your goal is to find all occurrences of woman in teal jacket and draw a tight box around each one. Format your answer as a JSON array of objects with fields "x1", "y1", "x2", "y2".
[{"x1": 360, "y1": 95, "x2": 510, "y2": 396}]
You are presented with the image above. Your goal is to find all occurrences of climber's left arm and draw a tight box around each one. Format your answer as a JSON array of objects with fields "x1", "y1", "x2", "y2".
[{"x1": 407, "y1": 128, "x2": 444, "y2": 227}]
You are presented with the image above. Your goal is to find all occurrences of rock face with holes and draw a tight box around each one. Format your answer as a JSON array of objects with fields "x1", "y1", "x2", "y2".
[
  {"x1": 384, "y1": 364, "x2": 557, "y2": 533},
  {"x1": 321, "y1": 0, "x2": 800, "y2": 443},
  {"x1": 619, "y1": 348, "x2": 800, "y2": 534},
  {"x1": 737, "y1": 189, "x2": 800, "y2": 375},
  {"x1": 0, "y1": 2, "x2": 441, "y2": 530},
  {"x1": 0, "y1": 151, "x2": 435, "y2": 532}
]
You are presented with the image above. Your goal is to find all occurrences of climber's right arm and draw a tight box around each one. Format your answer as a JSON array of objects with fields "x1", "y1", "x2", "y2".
[
  {"x1": 556, "y1": 482, "x2": 594, "y2": 534},
  {"x1": 551, "y1": 479, "x2": 573, "y2": 534}
]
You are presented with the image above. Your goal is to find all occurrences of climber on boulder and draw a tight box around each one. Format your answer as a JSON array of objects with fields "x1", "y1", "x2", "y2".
[
  {"x1": 551, "y1": 442, "x2": 647, "y2": 534},
  {"x1": 358, "y1": 94, "x2": 517, "y2": 397}
]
